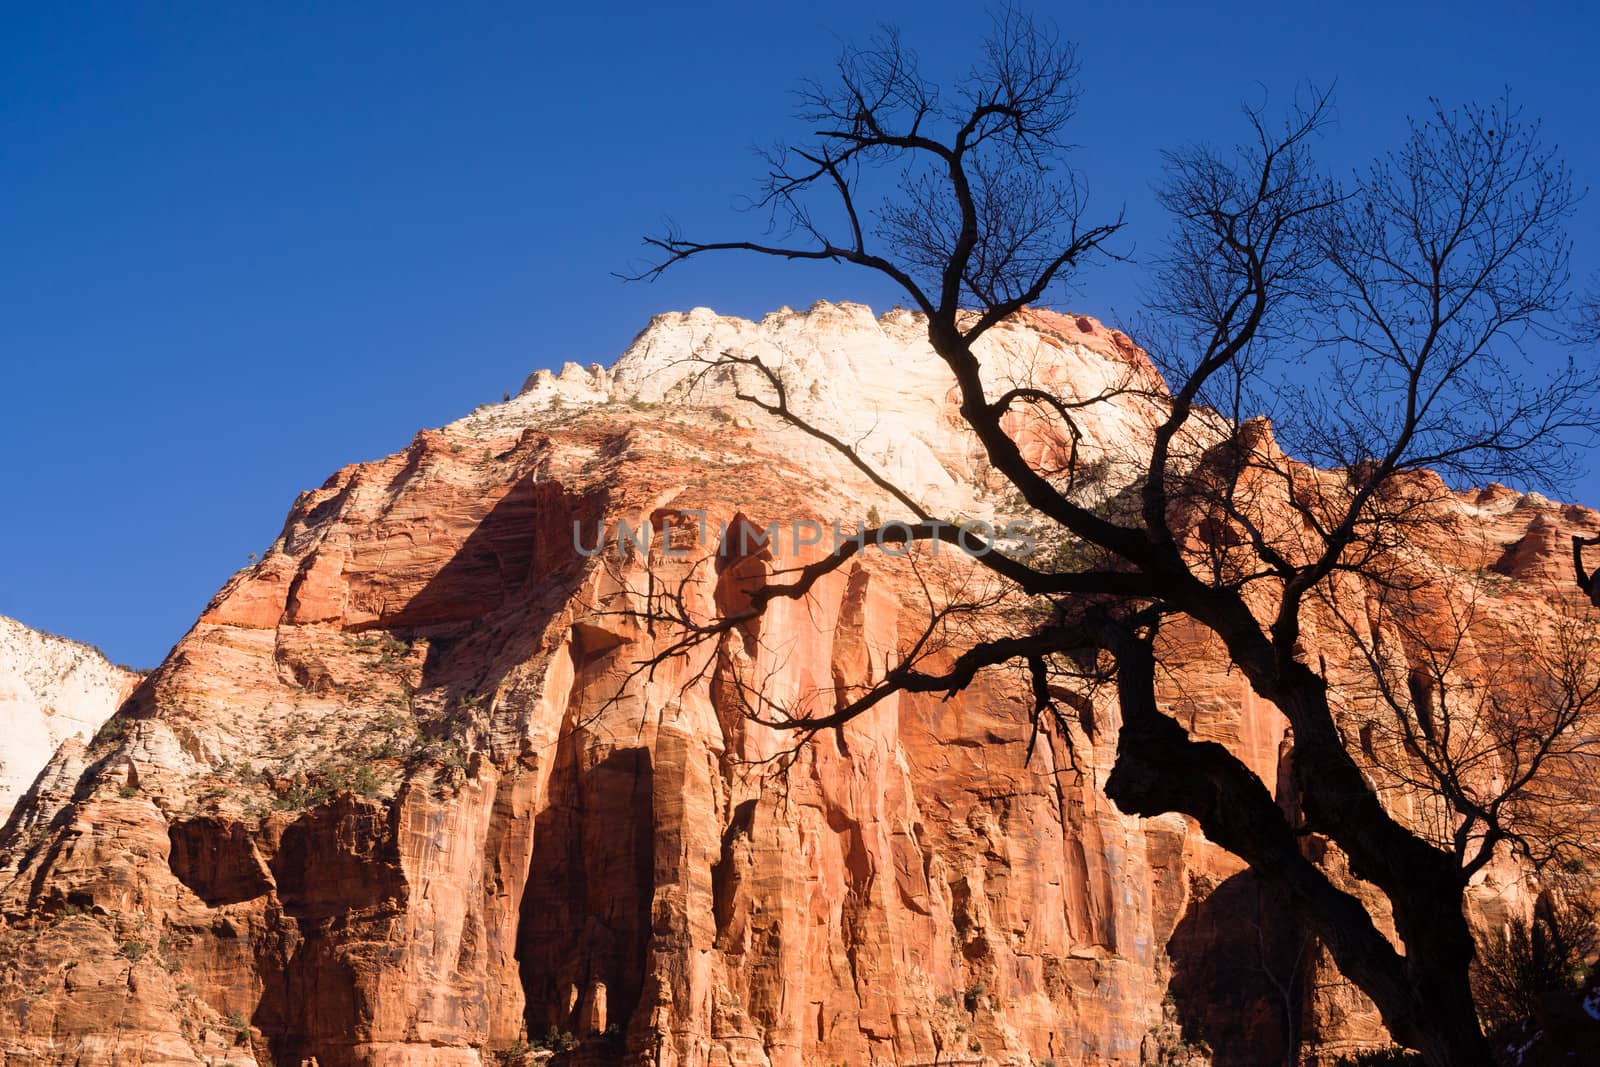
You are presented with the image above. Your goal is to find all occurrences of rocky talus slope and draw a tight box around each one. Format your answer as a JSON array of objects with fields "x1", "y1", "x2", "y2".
[
  {"x1": 0, "y1": 303, "x2": 1595, "y2": 1067},
  {"x1": 0, "y1": 615, "x2": 139, "y2": 824}
]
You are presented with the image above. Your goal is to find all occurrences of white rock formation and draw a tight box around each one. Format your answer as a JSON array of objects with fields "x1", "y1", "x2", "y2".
[
  {"x1": 458, "y1": 300, "x2": 1168, "y2": 519},
  {"x1": 0, "y1": 615, "x2": 139, "y2": 823}
]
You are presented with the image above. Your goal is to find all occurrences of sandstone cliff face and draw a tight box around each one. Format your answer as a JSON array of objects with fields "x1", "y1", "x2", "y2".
[
  {"x1": 0, "y1": 615, "x2": 140, "y2": 825},
  {"x1": 0, "y1": 302, "x2": 1593, "y2": 1067}
]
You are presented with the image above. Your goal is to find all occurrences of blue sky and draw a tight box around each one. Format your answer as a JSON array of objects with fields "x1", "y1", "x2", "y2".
[{"x1": 2, "y1": 2, "x2": 1596, "y2": 669}]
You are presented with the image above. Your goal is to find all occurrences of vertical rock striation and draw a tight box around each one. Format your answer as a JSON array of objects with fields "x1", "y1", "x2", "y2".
[{"x1": 0, "y1": 303, "x2": 1594, "y2": 1066}]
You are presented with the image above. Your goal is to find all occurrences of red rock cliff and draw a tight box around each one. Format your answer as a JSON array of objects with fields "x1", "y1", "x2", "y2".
[{"x1": 0, "y1": 302, "x2": 1594, "y2": 1067}]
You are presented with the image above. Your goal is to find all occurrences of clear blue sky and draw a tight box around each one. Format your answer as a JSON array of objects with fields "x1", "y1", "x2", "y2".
[{"x1": 3, "y1": 2, "x2": 1596, "y2": 669}]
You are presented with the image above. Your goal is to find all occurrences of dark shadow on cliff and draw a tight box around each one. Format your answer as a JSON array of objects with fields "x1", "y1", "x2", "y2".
[
  {"x1": 377, "y1": 460, "x2": 661, "y2": 1051},
  {"x1": 388, "y1": 467, "x2": 606, "y2": 759},
  {"x1": 252, "y1": 796, "x2": 409, "y2": 1067},
  {"x1": 1166, "y1": 869, "x2": 1307, "y2": 1066},
  {"x1": 253, "y1": 466, "x2": 610, "y2": 1064},
  {"x1": 515, "y1": 741, "x2": 656, "y2": 1048},
  {"x1": 391, "y1": 467, "x2": 600, "y2": 635}
]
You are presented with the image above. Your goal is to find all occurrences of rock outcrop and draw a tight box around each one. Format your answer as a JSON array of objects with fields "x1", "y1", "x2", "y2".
[
  {"x1": 0, "y1": 302, "x2": 1594, "y2": 1067},
  {"x1": 0, "y1": 615, "x2": 140, "y2": 825}
]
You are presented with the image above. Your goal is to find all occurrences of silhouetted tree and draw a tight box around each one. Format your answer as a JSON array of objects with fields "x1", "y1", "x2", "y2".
[
  {"x1": 1472, "y1": 883, "x2": 1599, "y2": 1037},
  {"x1": 1575, "y1": 534, "x2": 1600, "y2": 606},
  {"x1": 631, "y1": 9, "x2": 1600, "y2": 1065}
]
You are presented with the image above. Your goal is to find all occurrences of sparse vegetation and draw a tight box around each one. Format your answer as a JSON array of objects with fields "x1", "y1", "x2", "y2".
[
  {"x1": 46, "y1": 903, "x2": 91, "y2": 927},
  {"x1": 1472, "y1": 892, "x2": 1599, "y2": 1036},
  {"x1": 962, "y1": 980, "x2": 986, "y2": 1012},
  {"x1": 269, "y1": 761, "x2": 385, "y2": 810},
  {"x1": 406, "y1": 732, "x2": 470, "y2": 774},
  {"x1": 91, "y1": 716, "x2": 128, "y2": 748},
  {"x1": 1333, "y1": 1050, "x2": 1426, "y2": 1067},
  {"x1": 532, "y1": 1025, "x2": 575, "y2": 1052},
  {"x1": 1145, "y1": 999, "x2": 1212, "y2": 1065}
]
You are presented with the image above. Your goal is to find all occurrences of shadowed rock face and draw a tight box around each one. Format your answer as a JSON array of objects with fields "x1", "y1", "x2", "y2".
[{"x1": 0, "y1": 302, "x2": 1595, "y2": 1067}]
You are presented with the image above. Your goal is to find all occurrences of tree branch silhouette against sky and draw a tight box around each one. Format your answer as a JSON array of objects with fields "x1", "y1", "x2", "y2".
[{"x1": 1, "y1": 1, "x2": 1595, "y2": 669}]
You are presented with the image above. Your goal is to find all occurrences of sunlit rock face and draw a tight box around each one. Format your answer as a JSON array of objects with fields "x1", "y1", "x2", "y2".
[
  {"x1": 0, "y1": 302, "x2": 1595, "y2": 1067},
  {"x1": 0, "y1": 614, "x2": 139, "y2": 824}
]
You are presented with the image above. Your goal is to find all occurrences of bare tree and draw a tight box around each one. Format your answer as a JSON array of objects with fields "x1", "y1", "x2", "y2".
[
  {"x1": 1332, "y1": 582, "x2": 1600, "y2": 878},
  {"x1": 629, "y1": 9, "x2": 1599, "y2": 1065},
  {"x1": 1471, "y1": 877, "x2": 1600, "y2": 1038},
  {"x1": 1257, "y1": 912, "x2": 1315, "y2": 1066}
]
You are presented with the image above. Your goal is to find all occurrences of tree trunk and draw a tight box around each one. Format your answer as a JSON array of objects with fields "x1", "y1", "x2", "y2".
[
  {"x1": 1406, "y1": 953, "x2": 1496, "y2": 1067},
  {"x1": 1100, "y1": 630, "x2": 1494, "y2": 1067}
]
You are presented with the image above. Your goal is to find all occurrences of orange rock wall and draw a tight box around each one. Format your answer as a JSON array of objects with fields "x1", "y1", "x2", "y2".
[{"x1": 1, "y1": 304, "x2": 1594, "y2": 1067}]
